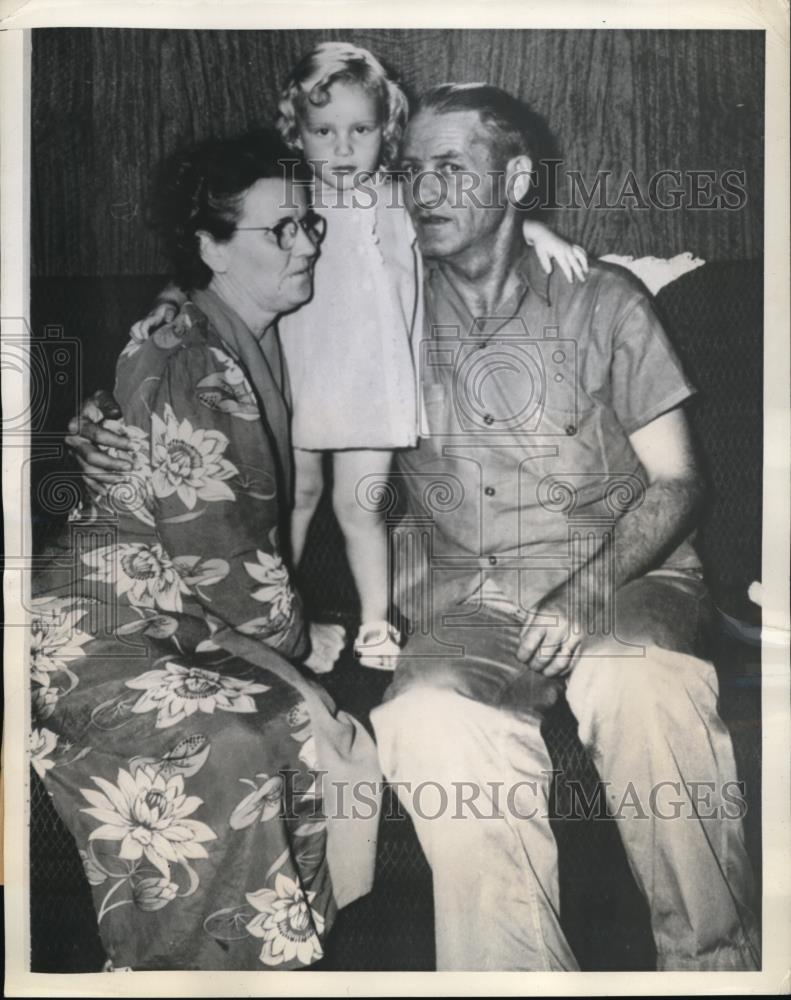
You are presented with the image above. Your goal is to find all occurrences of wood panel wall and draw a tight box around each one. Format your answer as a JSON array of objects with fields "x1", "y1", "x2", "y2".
[{"x1": 32, "y1": 28, "x2": 764, "y2": 276}]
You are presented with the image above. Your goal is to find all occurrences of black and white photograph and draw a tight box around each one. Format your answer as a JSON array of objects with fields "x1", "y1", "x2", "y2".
[{"x1": 2, "y1": 3, "x2": 789, "y2": 994}]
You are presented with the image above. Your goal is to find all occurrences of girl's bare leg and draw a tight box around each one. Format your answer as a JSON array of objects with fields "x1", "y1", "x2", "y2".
[
  {"x1": 291, "y1": 448, "x2": 326, "y2": 566},
  {"x1": 332, "y1": 449, "x2": 398, "y2": 665}
]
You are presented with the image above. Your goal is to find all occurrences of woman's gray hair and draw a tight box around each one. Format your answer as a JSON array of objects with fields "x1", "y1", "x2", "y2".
[{"x1": 151, "y1": 129, "x2": 304, "y2": 290}]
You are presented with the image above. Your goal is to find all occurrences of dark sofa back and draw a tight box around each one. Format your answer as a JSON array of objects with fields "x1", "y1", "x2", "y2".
[{"x1": 655, "y1": 259, "x2": 763, "y2": 618}]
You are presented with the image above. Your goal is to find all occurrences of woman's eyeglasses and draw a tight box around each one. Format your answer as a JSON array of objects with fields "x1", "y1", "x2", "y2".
[{"x1": 235, "y1": 210, "x2": 327, "y2": 250}]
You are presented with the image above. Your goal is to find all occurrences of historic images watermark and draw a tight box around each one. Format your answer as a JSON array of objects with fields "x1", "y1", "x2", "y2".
[
  {"x1": 274, "y1": 771, "x2": 750, "y2": 823},
  {"x1": 281, "y1": 161, "x2": 750, "y2": 212}
]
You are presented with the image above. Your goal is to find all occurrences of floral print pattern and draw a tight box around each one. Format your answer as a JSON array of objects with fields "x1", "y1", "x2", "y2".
[
  {"x1": 126, "y1": 662, "x2": 270, "y2": 729},
  {"x1": 246, "y1": 872, "x2": 326, "y2": 967},
  {"x1": 229, "y1": 774, "x2": 284, "y2": 829},
  {"x1": 150, "y1": 404, "x2": 237, "y2": 509},
  {"x1": 80, "y1": 766, "x2": 217, "y2": 879},
  {"x1": 30, "y1": 727, "x2": 59, "y2": 779},
  {"x1": 30, "y1": 598, "x2": 92, "y2": 691},
  {"x1": 83, "y1": 542, "x2": 192, "y2": 612},
  {"x1": 30, "y1": 298, "x2": 336, "y2": 969},
  {"x1": 245, "y1": 550, "x2": 293, "y2": 617},
  {"x1": 194, "y1": 347, "x2": 259, "y2": 421}
]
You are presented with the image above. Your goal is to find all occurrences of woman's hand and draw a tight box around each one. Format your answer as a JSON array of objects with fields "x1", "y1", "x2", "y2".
[
  {"x1": 521, "y1": 220, "x2": 588, "y2": 284},
  {"x1": 65, "y1": 390, "x2": 133, "y2": 495},
  {"x1": 130, "y1": 301, "x2": 178, "y2": 343},
  {"x1": 304, "y1": 623, "x2": 347, "y2": 675}
]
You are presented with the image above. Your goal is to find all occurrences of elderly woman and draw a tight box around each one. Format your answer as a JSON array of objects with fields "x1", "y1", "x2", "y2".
[{"x1": 30, "y1": 129, "x2": 379, "y2": 971}]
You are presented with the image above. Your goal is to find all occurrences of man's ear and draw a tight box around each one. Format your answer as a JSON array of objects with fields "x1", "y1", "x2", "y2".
[
  {"x1": 506, "y1": 154, "x2": 534, "y2": 205},
  {"x1": 198, "y1": 230, "x2": 228, "y2": 275}
]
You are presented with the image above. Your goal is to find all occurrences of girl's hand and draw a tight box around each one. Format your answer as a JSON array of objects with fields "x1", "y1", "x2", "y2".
[
  {"x1": 130, "y1": 301, "x2": 178, "y2": 343},
  {"x1": 304, "y1": 622, "x2": 347, "y2": 675},
  {"x1": 522, "y1": 220, "x2": 588, "y2": 284}
]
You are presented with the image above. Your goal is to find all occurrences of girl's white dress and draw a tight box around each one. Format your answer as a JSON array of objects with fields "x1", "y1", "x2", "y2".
[{"x1": 279, "y1": 176, "x2": 421, "y2": 451}]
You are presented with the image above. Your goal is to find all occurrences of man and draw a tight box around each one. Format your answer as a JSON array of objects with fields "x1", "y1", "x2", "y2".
[
  {"x1": 368, "y1": 84, "x2": 759, "y2": 972},
  {"x1": 68, "y1": 84, "x2": 758, "y2": 972}
]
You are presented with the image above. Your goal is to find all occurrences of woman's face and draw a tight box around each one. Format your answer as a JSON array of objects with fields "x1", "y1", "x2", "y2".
[
  {"x1": 298, "y1": 81, "x2": 384, "y2": 189},
  {"x1": 204, "y1": 179, "x2": 318, "y2": 318}
]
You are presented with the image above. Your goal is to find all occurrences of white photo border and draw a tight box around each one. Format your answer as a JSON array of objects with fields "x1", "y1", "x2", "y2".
[{"x1": 2, "y1": 2, "x2": 789, "y2": 996}]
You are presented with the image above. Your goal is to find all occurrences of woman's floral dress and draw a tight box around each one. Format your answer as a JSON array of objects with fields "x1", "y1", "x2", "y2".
[{"x1": 30, "y1": 296, "x2": 354, "y2": 970}]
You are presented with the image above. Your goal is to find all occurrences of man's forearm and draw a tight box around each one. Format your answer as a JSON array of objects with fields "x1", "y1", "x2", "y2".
[{"x1": 567, "y1": 476, "x2": 704, "y2": 613}]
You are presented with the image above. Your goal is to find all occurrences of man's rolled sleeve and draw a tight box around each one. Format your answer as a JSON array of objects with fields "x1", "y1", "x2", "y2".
[{"x1": 610, "y1": 296, "x2": 697, "y2": 435}]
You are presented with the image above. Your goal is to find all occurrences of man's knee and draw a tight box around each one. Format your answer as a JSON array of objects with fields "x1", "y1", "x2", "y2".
[
  {"x1": 593, "y1": 574, "x2": 712, "y2": 659},
  {"x1": 567, "y1": 639, "x2": 719, "y2": 735},
  {"x1": 570, "y1": 645, "x2": 660, "y2": 702},
  {"x1": 380, "y1": 656, "x2": 468, "y2": 710},
  {"x1": 371, "y1": 682, "x2": 479, "y2": 776}
]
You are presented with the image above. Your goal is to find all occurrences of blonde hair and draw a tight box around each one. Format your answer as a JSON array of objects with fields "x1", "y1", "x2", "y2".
[{"x1": 277, "y1": 41, "x2": 408, "y2": 168}]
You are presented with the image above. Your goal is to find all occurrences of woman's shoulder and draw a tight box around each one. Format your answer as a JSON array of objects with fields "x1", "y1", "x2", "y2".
[
  {"x1": 118, "y1": 300, "x2": 208, "y2": 361},
  {"x1": 114, "y1": 301, "x2": 231, "y2": 411}
]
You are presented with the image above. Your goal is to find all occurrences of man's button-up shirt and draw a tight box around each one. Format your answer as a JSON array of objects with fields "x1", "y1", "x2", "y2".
[{"x1": 392, "y1": 247, "x2": 701, "y2": 618}]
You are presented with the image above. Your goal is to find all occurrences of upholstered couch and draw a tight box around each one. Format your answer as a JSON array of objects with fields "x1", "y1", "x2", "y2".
[{"x1": 28, "y1": 258, "x2": 763, "y2": 971}]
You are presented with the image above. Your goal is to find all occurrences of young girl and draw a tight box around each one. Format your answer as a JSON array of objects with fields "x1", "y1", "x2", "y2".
[{"x1": 130, "y1": 42, "x2": 588, "y2": 670}]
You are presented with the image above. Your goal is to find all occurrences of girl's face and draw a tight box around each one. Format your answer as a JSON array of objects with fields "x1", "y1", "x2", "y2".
[{"x1": 298, "y1": 81, "x2": 384, "y2": 189}]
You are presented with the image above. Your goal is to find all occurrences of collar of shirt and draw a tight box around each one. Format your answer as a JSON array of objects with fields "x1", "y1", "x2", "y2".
[{"x1": 423, "y1": 244, "x2": 553, "y2": 343}]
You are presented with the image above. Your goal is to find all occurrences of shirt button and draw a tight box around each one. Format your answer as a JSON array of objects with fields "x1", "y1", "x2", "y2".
[
  {"x1": 484, "y1": 486, "x2": 496, "y2": 497},
  {"x1": 488, "y1": 555, "x2": 498, "y2": 566},
  {"x1": 483, "y1": 414, "x2": 495, "y2": 426},
  {"x1": 565, "y1": 424, "x2": 577, "y2": 436}
]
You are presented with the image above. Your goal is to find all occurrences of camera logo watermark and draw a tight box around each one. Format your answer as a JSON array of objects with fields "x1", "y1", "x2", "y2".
[{"x1": 419, "y1": 318, "x2": 577, "y2": 438}]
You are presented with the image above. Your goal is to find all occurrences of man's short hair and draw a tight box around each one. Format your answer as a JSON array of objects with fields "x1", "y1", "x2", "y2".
[{"x1": 414, "y1": 83, "x2": 553, "y2": 169}]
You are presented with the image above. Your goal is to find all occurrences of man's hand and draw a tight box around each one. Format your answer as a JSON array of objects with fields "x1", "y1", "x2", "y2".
[
  {"x1": 65, "y1": 390, "x2": 133, "y2": 495},
  {"x1": 517, "y1": 410, "x2": 701, "y2": 679},
  {"x1": 516, "y1": 586, "x2": 583, "y2": 677}
]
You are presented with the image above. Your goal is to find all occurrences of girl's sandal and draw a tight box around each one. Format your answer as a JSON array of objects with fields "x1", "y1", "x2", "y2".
[{"x1": 354, "y1": 620, "x2": 402, "y2": 671}]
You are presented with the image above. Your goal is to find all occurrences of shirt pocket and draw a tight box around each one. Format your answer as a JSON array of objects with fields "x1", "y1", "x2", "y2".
[{"x1": 525, "y1": 387, "x2": 607, "y2": 489}]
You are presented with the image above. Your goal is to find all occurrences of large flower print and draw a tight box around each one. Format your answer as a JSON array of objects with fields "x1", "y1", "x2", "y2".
[
  {"x1": 30, "y1": 598, "x2": 92, "y2": 690},
  {"x1": 82, "y1": 542, "x2": 190, "y2": 612},
  {"x1": 244, "y1": 550, "x2": 294, "y2": 622},
  {"x1": 246, "y1": 872, "x2": 325, "y2": 967},
  {"x1": 80, "y1": 765, "x2": 216, "y2": 879},
  {"x1": 150, "y1": 403, "x2": 237, "y2": 509},
  {"x1": 126, "y1": 661, "x2": 269, "y2": 729}
]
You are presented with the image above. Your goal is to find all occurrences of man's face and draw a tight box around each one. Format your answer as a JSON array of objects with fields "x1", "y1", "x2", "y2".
[{"x1": 400, "y1": 109, "x2": 509, "y2": 261}]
